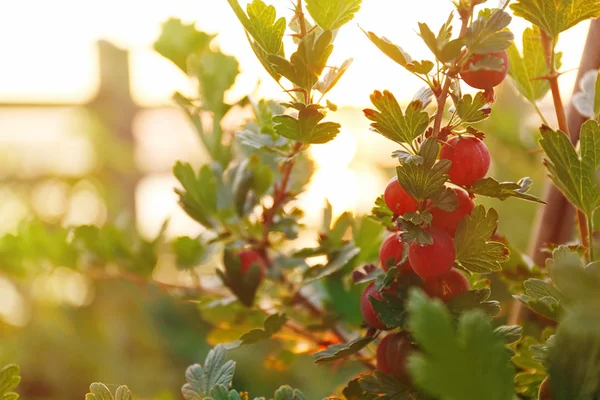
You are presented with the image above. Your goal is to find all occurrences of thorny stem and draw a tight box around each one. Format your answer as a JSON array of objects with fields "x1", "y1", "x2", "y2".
[
  {"x1": 540, "y1": 30, "x2": 591, "y2": 261},
  {"x1": 296, "y1": 0, "x2": 307, "y2": 38},
  {"x1": 431, "y1": 2, "x2": 473, "y2": 139}
]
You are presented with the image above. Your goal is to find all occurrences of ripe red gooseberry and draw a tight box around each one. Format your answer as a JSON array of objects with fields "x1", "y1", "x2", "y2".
[
  {"x1": 376, "y1": 331, "x2": 415, "y2": 383},
  {"x1": 440, "y1": 136, "x2": 490, "y2": 187},
  {"x1": 460, "y1": 51, "x2": 509, "y2": 90},
  {"x1": 384, "y1": 177, "x2": 418, "y2": 216},
  {"x1": 239, "y1": 250, "x2": 267, "y2": 280},
  {"x1": 430, "y1": 187, "x2": 475, "y2": 236},
  {"x1": 360, "y1": 283, "x2": 395, "y2": 330},
  {"x1": 379, "y1": 233, "x2": 412, "y2": 272},
  {"x1": 408, "y1": 228, "x2": 456, "y2": 281},
  {"x1": 423, "y1": 269, "x2": 470, "y2": 302}
]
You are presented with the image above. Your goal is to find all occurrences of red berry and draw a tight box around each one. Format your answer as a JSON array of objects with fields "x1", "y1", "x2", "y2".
[
  {"x1": 460, "y1": 51, "x2": 509, "y2": 90},
  {"x1": 408, "y1": 228, "x2": 456, "y2": 281},
  {"x1": 239, "y1": 250, "x2": 266, "y2": 280},
  {"x1": 423, "y1": 269, "x2": 470, "y2": 302},
  {"x1": 384, "y1": 177, "x2": 418, "y2": 216},
  {"x1": 440, "y1": 136, "x2": 490, "y2": 186},
  {"x1": 360, "y1": 283, "x2": 394, "y2": 330},
  {"x1": 376, "y1": 331, "x2": 414, "y2": 383},
  {"x1": 430, "y1": 188, "x2": 475, "y2": 236},
  {"x1": 379, "y1": 233, "x2": 412, "y2": 272}
]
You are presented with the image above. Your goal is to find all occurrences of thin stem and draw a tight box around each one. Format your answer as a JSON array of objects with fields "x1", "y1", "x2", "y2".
[
  {"x1": 296, "y1": 0, "x2": 307, "y2": 38},
  {"x1": 432, "y1": 76, "x2": 453, "y2": 138},
  {"x1": 533, "y1": 102, "x2": 550, "y2": 126},
  {"x1": 588, "y1": 214, "x2": 595, "y2": 262},
  {"x1": 541, "y1": 30, "x2": 591, "y2": 259},
  {"x1": 432, "y1": 3, "x2": 472, "y2": 138}
]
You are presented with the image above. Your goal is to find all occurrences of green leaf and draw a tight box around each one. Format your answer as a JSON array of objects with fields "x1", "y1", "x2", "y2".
[
  {"x1": 469, "y1": 177, "x2": 545, "y2": 203},
  {"x1": 455, "y1": 92, "x2": 491, "y2": 125},
  {"x1": 446, "y1": 288, "x2": 501, "y2": 318},
  {"x1": 515, "y1": 275, "x2": 564, "y2": 321},
  {"x1": 174, "y1": 162, "x2": 219, "y2": 229},
  {"x1": 237, "y1": 313, "x2": 288, "y2": 346},
  {"x1": 407, "y1": 290, "x2": 516, "y2": 400},
  {"x1": 188, "y1": 50, "x2": 239, "y2": 115},
  {"x1": 547, "y1": 304, "x2": 600, "y2": 399},
  {"x1": 370, "y1": 292, "x2": 407, "y2": 329},
  {"x1": 0, "y1": 364, "x2": 20, "y2": 400},
  {"x1": 418, "y1": 17, "x2": 463, "y2": 63},
  {"x1": 361, "y1": 29, "x2": 411, "y2": 67},
  {"x1": 225, "y1": 0, "x2": 286, "y2": 81},
  {"x1": 237, "y1": 130, "x2": 289, "y2": 151},
  {"x1": 370, "y1": 195, "x2": 395, "y2": 229},
  {"x1": 364, "y1": 90, "x2": 429, "y2": 146},
  {"x1": 153, "y1": 18, "x2": 215, "y2": 72},
  {"x1": 406, "y1": 60, "x2": 436, "y2": 74},
  {"x1": 511, "y1": 0, "x2": 600, "y2": 38},
  {"x1": 273, "y1": 386, "x2": 306, "y2": 400},
  {"x1": 359, "y1": 372, "x2": 411, "y2": 399},
  {"x1": 273, "y1": 107, "x2": 340, "y2": 144},
  {"x1": 208, "y1": 385, "x2": 242, "y2": 400},
  {"x1": 314, "y1": 335, "x2": 375, "y2": 364},
  {"x1": 315, "y1": 58, "x2": 353, "y2": 95},
  {"x1": 539, "y1": 121, "x2": 600, "y2": 216},
  {"x1": 172, "y1": 235, "x2": 216, "y2": 270},
  {"x1": 430, "y1": 187, "x2": 458, "y2": 212},
  {"x1": 398, "y1": 219, "x2": 433, "y2": 246},
  {"x1": 513, "y1": 335, "x2": 549, "y2": 398},
  {"x1": 547, "y1": 246, "x2": 600, "y2": 304},
  {"x1": 396, "y1": 159, "x2": 451, "y2": 203},
  {"x1": 182, "y1": 345, "x2": 236, "y2": 400},
  {"x1": 226, "y1": 0, "x2": 285, "y2": 55},
  {"x1": 269, "y1": 30, "x2": 334, "y2": 90},
  {"x1": 494, "y1": 325, "x2": 524, "y2": 345},
  {"x1": 305, "y1": 0, "x2": 361, "y2": 30},
  {"x1": 507, "y1": 27, "x2": 551, "y2": 103},
  {"x1": 342, "y1": 378, "x2": 378, "y2": 400},
  {"x1": 303, "y1": 244, "x2": 360, "y2": 282},
  {"x1": 273, "y1": 386, "x2": 305, "y2": 400},
  {"x1": 454, "y1": 205, "x2": 509, "y2": 273},
  {"x1": 85, "y1": 384, "x2": 132, "y2": 400},
  {"x1": 465, "y1": 9, "x2": 514, "y2": 54}
]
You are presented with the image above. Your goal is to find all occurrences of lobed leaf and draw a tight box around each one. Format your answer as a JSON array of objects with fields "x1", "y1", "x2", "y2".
[
  {"x1": 454, "y1": 206, "x2": 509, "y2": 273},
  {"x1": 236, "y1": 313, "x2": 288, "y2": 347},
  {"x1": 182, "y1": 345, "x2": 236, "y2": 400},
  {"x1": 361, "y1": 29, "x2": 411, "y2": 67},
  {"x1": 511, "y1": 0, "x2": 600, "y2": 38},
  {"x1": 469, "y1": 177, "x2": 545, "y2": 203},
  {"x1": 305, "y1": 0, "x2": 362, "y2": 30},
  {"x1": 269, "y1": 30, "x2": 334, "y2": 90},
  {"x1": 465, "y1": 9, "x2": 514, "y2": 54},
  {"x1": 507, "y1": 26, "x2": 551, "y2": 103},
  {"x1": 455, "y1": 92, "x2": 491, "y2": 125},
  {"x1": 446, "y1": 288, "x2": 501, "y2": 318},
  {"x1": 273, "y1": 107, "x2": 340, "y2": 144},
  {"x1": 539, "y1": 121, "x2": 600, "y2": 216},
  {"x1": 364, "y1": 90, "x2": 429, "y2": 146},
  {"x1": 314, "y1": 336, "x2": 375, "y2": 364},
  {"x1": 0, "y1": 364, "x2": 20, "y2": 400},
  {"x1": 407, "y1": 290, "x2": 516, "y2": 400}
]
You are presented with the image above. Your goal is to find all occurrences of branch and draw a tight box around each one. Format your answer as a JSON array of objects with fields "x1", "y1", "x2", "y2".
[{"x1": 432, "y1": 3, "x2": 473, "y2": 138}]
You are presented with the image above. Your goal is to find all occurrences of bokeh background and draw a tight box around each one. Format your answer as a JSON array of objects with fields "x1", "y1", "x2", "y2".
[{"x1": 0, "y1": 0, "x2": 592, "y2": 398}]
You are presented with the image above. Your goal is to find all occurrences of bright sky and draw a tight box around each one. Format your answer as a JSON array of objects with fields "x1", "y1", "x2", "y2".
[{"x1": 0, "y1": 0, "x2": 590, "y2": 107}]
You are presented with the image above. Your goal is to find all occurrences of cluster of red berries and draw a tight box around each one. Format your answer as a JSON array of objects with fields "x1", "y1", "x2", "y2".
[{"x1": 360, "y1": 135, "x2": 491, "y2": 382}]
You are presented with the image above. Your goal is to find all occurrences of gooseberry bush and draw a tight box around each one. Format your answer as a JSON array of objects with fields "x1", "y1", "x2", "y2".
[{"x1": 3, "y1": 0, "x2": 600, "y2": 399}]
